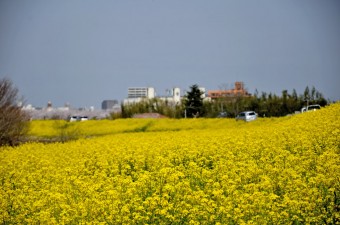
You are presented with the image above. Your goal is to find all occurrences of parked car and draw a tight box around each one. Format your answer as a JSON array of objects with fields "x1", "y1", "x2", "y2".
[
  {"x1": 68, "y1": 116, "x2": 79, "y2": 122},
  {"x1": 301, "y1": 104, "x2": 321, "y2": 113},
  {"x1": 236, "y1": 111, "x2": 258, "y2": 122},
  {"x1": 80, "y1": 116, "x2": 88, "y2": 121},
  {"x1": 68, "y1": 116, "x2": 89, "y2": 122}
]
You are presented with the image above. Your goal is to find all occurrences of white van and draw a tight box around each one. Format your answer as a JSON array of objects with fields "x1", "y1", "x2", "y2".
[
  {"x1": 68, "y1": 116, "x2": 88, "y2": 122},
  {"x1": 68, "y1": 116, "x2": 79, "y2": 122},
  {"x1": 80, "y1": 116, "x2": 88, "y2": 121},
  {"x1": 301, "y1": 104, "x2": 321, "y2": 113}
]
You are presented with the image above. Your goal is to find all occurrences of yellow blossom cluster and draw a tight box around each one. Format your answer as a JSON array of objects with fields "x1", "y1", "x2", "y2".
[{"x1": 1, "y1": 103, "x2": 339, "y2": 224}]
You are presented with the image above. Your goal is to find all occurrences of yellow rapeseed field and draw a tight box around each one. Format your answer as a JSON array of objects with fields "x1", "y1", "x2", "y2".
[{"x1": 1, "y1": 103, "x2": 339, "y2": 224}]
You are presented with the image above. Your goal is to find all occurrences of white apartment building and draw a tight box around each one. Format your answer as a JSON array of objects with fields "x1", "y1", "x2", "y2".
[
  {"x1": 123, "y1": 86, "x2": 206, "y2": 105},
  {"x1": 128, "y1": 87, "x2": 155, "y2": 99},
  {"x1": 123, "y1": 87, "x2": 182, "y2": 105},
  {"x1": 124, "y1": 87, "x2": 155, "y2": 104}
]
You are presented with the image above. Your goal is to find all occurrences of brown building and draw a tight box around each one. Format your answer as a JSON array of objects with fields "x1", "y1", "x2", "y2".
[{"x1": 208, "y1": 82, "x2": 251, "y2": 99}]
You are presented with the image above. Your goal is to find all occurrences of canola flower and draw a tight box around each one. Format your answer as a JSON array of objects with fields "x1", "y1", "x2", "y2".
[{"x1": 1, "y1": 103, "x2": 339, "y2": 224}]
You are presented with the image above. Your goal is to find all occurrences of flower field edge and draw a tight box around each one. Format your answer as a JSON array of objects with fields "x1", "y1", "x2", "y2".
[{"x1": 0, "y1": 103, "x2": 339, "y2": 224}]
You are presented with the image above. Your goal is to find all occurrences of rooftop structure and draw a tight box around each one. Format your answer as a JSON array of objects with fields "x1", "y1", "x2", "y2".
[
  {"x1": 158, "y1": 87, "x2": 181, "y2": 104},
  {"x1": 208, "y1": 82, "x2": 251, "y2": 99}
]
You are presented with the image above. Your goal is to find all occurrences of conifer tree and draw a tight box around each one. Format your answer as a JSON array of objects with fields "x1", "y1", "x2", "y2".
[{"x1": 184, "y1": 84, "x2": 204, "y2": 118}]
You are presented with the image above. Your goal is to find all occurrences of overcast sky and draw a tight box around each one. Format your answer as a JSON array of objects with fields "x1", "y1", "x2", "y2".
[{"x1": 1, "y1": 0, "x2": 339, "y2": 108}]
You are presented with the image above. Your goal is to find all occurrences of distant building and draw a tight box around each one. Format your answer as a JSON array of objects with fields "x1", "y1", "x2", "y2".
[
  {"x1": 158, "y1": 87, "x2": 181, "y2": 104},
  {"x1": 123, "y1": 86, "x2": 207, "y2": 105},
  {"x1": 208, "y1": 82, "x2": 251, "y2": 99},
  {"x1": 124, "y1": 87, "x2": 186, "y2": 105},
  {"x1": 128, "y1": 87, "x2": 155, "y2": 98},
  {"x1": 123, "y1": 87, "x2": 155, "y2": 104},
  {"x1": 102, "y1": 100, "x2": 119, "y2": 110}
]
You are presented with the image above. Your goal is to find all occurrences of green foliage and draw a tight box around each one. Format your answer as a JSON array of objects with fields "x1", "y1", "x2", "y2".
[
  {"x1": 207, "y1": 86, "x2": 328, "y2": 118},
  {"x1": 120, "y1": 99, "x2": 185, "y2": 119},
  {"x1": 184, "y1": 84, "x2": 204, "y2": 118},
  {"x1": 115, "y1": 85, "x2": 328, "y2": 119}
]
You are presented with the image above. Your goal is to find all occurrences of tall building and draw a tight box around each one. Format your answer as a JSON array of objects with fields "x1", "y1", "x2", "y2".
[{"x1": 102, "y1": 100, "x2": 119, "y2": 110}]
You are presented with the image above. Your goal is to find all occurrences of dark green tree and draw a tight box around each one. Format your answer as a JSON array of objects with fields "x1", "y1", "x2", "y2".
[
  {"x1": 184, "y1": 84, "x2": 204, "y2": 118},
  {"x1": 281, "y1": 90, "x2": 289, "y2": 115}
]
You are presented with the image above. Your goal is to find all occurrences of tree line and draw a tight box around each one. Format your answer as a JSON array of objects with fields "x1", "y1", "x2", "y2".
[
  {"x1": 115, "y1": 85, "x2": 329, "y2": 119},
  {"x1": 0, "y1": 77, "x2": 329, "y2": 146}
]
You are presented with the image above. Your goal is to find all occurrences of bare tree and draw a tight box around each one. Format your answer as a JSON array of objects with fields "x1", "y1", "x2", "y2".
[{"x1": 0, "y1": 78, "x2": 30, "y2": 146}]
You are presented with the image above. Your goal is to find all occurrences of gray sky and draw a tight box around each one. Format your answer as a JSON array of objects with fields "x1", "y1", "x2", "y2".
[{"x1": 1, "y1": 0, "x2": 339, "y2": 108}]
